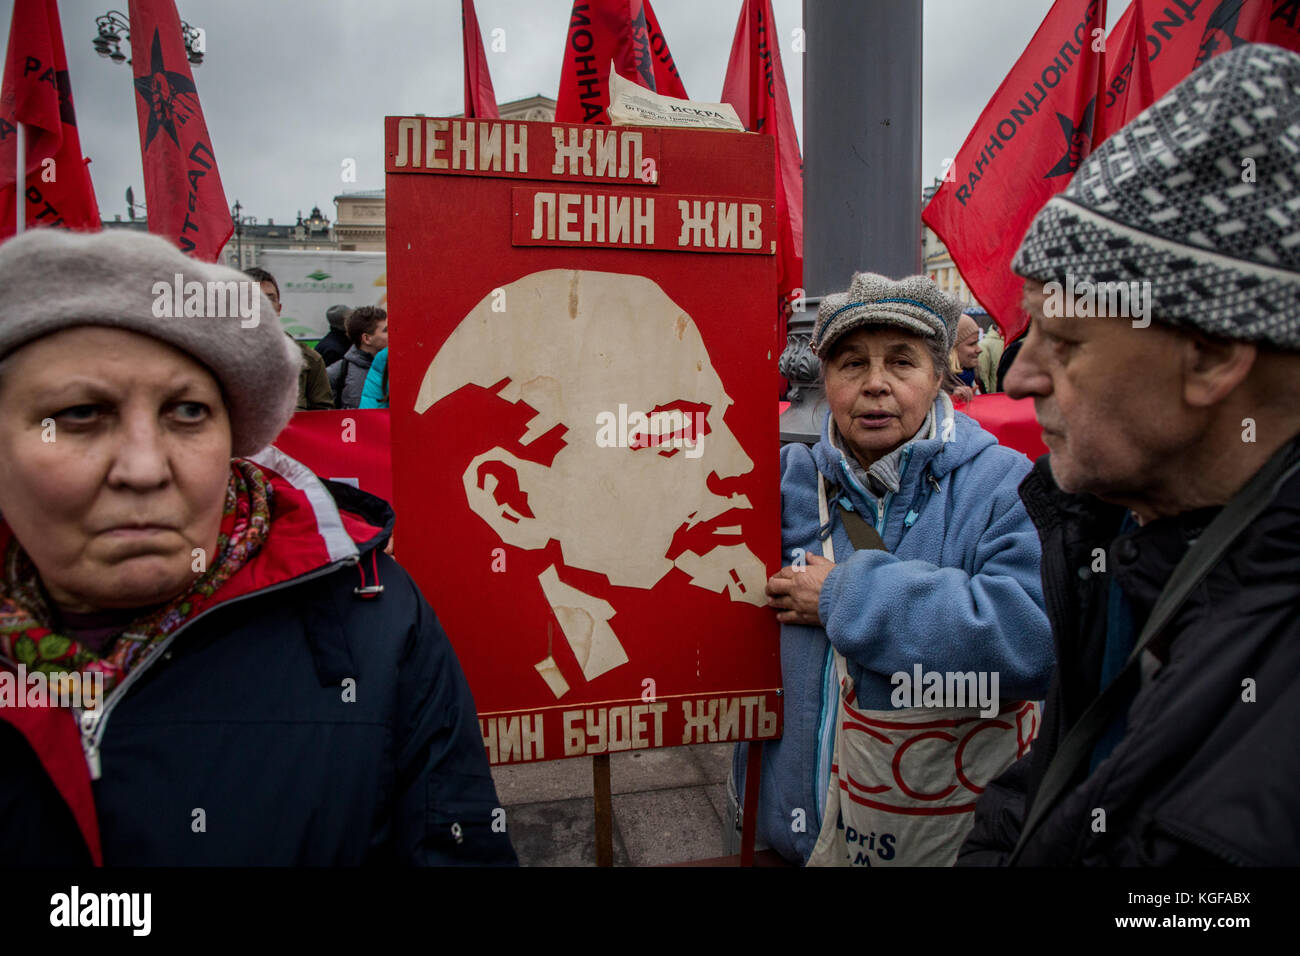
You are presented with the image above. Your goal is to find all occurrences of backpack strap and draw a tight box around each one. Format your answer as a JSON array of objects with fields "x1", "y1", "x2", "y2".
[
  {"x1": 818, "y1": 474, "x2": 888, "y2": 556},
  {"x1": 1008, "y1": 435, "x2": 1300, "y2": 864},
  {"x1": 838, "y1": 499, "x2": 887, "y2": 553}
]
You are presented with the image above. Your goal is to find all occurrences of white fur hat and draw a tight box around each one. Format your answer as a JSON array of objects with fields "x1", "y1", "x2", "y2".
[{"x1": 0, "y1": 228, "x2": 300, "y2": 457}]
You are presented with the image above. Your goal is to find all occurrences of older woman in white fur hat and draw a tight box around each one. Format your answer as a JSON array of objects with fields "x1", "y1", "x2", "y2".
[{"x1": 0, "y1": 229, "x2": 514, "y2": 866}]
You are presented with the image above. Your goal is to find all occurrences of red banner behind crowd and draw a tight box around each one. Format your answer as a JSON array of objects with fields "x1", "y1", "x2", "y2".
[
  {"x1": 922, "y1": 0, "x2": 1107, "y2": 343},
  {"x1": 128, "y1": 0, "x2": 232, "y2": 261},
  {"x1": 722, "y1": 0, "x2": 803, "y2": 352},
  {"x1": 272, "y1": 410, "x2": 393, "y2": 506},
  {"x1": 282, "y1": 399, "x2": 1046, "y2": 525},
  {"x1": 0, "y1": 0, "x2": 101, "y2": 239},
  {"x1": 555, "y1": 0, "x2": 688, "y2": 125},
  {"x1": 462, "y1": 0, "x2": 499, "y2": 119},
  {"x1": 958, "y1": 393, "x2": 1049, "y2": 461}
]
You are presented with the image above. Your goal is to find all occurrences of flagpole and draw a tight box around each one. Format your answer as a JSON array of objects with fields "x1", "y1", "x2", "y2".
[
  {"x1": 14, "y1": 121, "x2": 24, "y2": 234},
  {"x1": 804, "y1": 0, "x2": 922, "y2": 287}
]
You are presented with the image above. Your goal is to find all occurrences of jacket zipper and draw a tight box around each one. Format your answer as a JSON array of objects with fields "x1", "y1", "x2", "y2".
[
  {"x1": 872, "y1": 447, "x2": 908, "y2": 534},
  {"x1": 76, "y1": 554, "x2": 360, "y2": 780}
]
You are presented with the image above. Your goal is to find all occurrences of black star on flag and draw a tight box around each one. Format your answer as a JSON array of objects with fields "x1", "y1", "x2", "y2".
[
  {"x1": 1195, "y1": 0, "x2": 1252, "y2": 68},
  {"x1": 132, "y1": 28, "x2": 196, "y2": 150},
  {"x1": 55, "y1": 70, "x2": 78, "y2": 128},
  {"x1": 1044, "y1": 98, "x2": 1096, "y2": 179},
  {"x1": 630, "y1": 6, "x2": 656, "y2": 90}
]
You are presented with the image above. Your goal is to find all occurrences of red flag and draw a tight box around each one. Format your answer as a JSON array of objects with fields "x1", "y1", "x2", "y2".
[
  {"x1": 128, "y1": 0, "x2": 232, "y2": 261},
  {"x1": 922, "y1": 0, "x2": 1108, "y2": 342},
  {"x1": 462, "y1": 0, "x2": 500, "y2": 119},
  {"x1": 641, "y1": 2, "x2": 687, "y2": 95},
  {"x1": 1269, "y1": 0, "x2": 1300, "y2": 50},
  {"x1": 722, "y1": 0, "x2": 803, "y2": 354},
  {"x1": 555, "y1": 0, "x2": 688, "y2": 125},
  {"x1": 1102, "y1": 0, "x2": 1298, "y2": 131},
  {"x1": 1098, "y1": 0, "x2": 1300, "y2": 144},
  {"x1": 0, "y1": 0, "x2": 101, "y2": 239},
  {"x1": 1096, "y1": 2, "x2": 1151, "y2": 143}
]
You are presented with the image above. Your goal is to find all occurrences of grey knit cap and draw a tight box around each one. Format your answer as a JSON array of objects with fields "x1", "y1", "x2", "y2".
[
  {"x1": 1013, "y1": 43, "x2": 1300, "y2": 349},
  {"x1": 812, "y1": 272, "x2": 961, "y2": 359},
  {"x1": 0, "y1": 228, "x2": 300, "y2": 457}
]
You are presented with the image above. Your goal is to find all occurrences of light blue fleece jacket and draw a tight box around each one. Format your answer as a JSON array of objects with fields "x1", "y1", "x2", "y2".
[{"x1": 733, "y1": 395, "x2": 1053, "y2": 864}]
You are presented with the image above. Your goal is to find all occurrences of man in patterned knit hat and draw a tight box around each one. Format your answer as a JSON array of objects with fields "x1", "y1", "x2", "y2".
[{"x1": 960, "y1": 44, "x2": 1300, "y2": 866}]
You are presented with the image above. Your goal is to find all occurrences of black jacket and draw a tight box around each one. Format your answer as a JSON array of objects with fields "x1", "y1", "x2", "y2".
[
  {"x1": 315, "y1": 328, "x2": 351, "y2": 368},
  {"x1": 959, "y1": 441, "x2": 1300, "y2": 866},
  {"x1": 1, "y1": 449, "x2": 517, "y2": 866}
]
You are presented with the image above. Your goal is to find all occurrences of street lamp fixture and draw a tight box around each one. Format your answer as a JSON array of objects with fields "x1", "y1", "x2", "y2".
[{"x1": 93, "y1": 9, "x2": 205, "y2": 66}]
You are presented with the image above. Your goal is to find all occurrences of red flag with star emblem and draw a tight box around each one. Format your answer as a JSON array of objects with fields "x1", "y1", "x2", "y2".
[
  {"x1": 128, "y1": 0, "x2": 231, "y2": 261},
  {"x1": 462, "y1": 0, "x2": 500, "y2": 119},
  {"x1": 922, "y1": 0, "x2": 1107, "y2": 342},
  {"x1": 0, "y1": 0, "x2": 101, "y2": 240},
  {"x1": 1098, "y1": 0, "x2": 1300, "y2": 146},
  {"x1": 555, "y1": 0, "x2": 688, "y2": 125}
]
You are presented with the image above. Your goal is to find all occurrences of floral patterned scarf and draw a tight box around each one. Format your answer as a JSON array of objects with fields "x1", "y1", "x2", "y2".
[{"x1": 0, "y1": 459, "x2": 273, "y2": 703}]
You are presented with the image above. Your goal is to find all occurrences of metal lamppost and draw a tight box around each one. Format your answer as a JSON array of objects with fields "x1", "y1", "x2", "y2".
[
  {"x1": 230, "y1": 200, "x2": 256, "y2": 269},
  {"x1": 92, "y1": 9, "x2": 205, "y2": 65},
  {"x1": 781, "y1": 0, "x2": 924, "y2": 444},
  {"x1": 124, "y1": 186, "x2": 145, "y2": 222}
]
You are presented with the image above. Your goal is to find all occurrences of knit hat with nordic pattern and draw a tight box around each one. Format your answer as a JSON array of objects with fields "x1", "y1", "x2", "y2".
[{"x1": 1013, "y1": 43, "x2": 1300, "y2": 349}]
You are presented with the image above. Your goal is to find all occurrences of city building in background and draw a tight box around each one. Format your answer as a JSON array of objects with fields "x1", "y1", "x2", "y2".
[
  {"x1": 102, "y1": 97, "x2": 557, "y2": 262},
  {"x1": 333, "y1": 190, "x2": 385, "y2": 251},
  {"x1": 101, "y1": 204, "x2": 335, "y2": 271},
  {"x1": 921, "y1": 181, "x2": 982, "y2": 311}
]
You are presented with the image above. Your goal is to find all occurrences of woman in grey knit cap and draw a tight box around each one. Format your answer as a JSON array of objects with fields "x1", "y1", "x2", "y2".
[
  {"x1": 0, "y1": 229, "x2": 514, "y2": 866},
  {"x1": 734, "y1": 271, "x2": 1052, "y2": 866}
]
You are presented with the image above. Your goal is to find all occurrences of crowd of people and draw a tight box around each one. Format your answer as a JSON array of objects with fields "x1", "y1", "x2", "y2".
[
  {"x1": 0, "y1": 44, "x2": 1297, "y2": 868},
  {"x1": 243, "y1": 269, "x2": 392, "y2": 413},
  {"x1": 736, "y1": 43, "x2": 1300, "y2": 867}
]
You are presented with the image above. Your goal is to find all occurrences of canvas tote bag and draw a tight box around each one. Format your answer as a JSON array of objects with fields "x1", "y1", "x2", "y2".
[{"x1": 806, "y1": 473, "x2": 1039, "y2": 867}]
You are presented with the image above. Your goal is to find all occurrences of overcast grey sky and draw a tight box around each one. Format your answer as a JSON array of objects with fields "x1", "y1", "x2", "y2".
[{"x1": 2, "y1": 0, "x2": 1127, "y2": 225}]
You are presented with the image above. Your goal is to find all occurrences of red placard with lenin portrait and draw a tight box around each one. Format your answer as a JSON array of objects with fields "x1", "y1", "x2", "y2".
[{"x1": 384, "y1": 116, "x2": 782, "y2": 765}]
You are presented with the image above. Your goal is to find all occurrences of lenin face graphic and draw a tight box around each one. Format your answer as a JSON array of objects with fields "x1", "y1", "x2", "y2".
[{"x1": 415, "y1": 269, "x2": 765, "y2": 697}]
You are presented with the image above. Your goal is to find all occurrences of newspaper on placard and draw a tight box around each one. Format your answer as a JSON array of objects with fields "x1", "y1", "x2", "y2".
[{"x1": 607, "y1": 65, "x2": 746, "y2": 132}]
